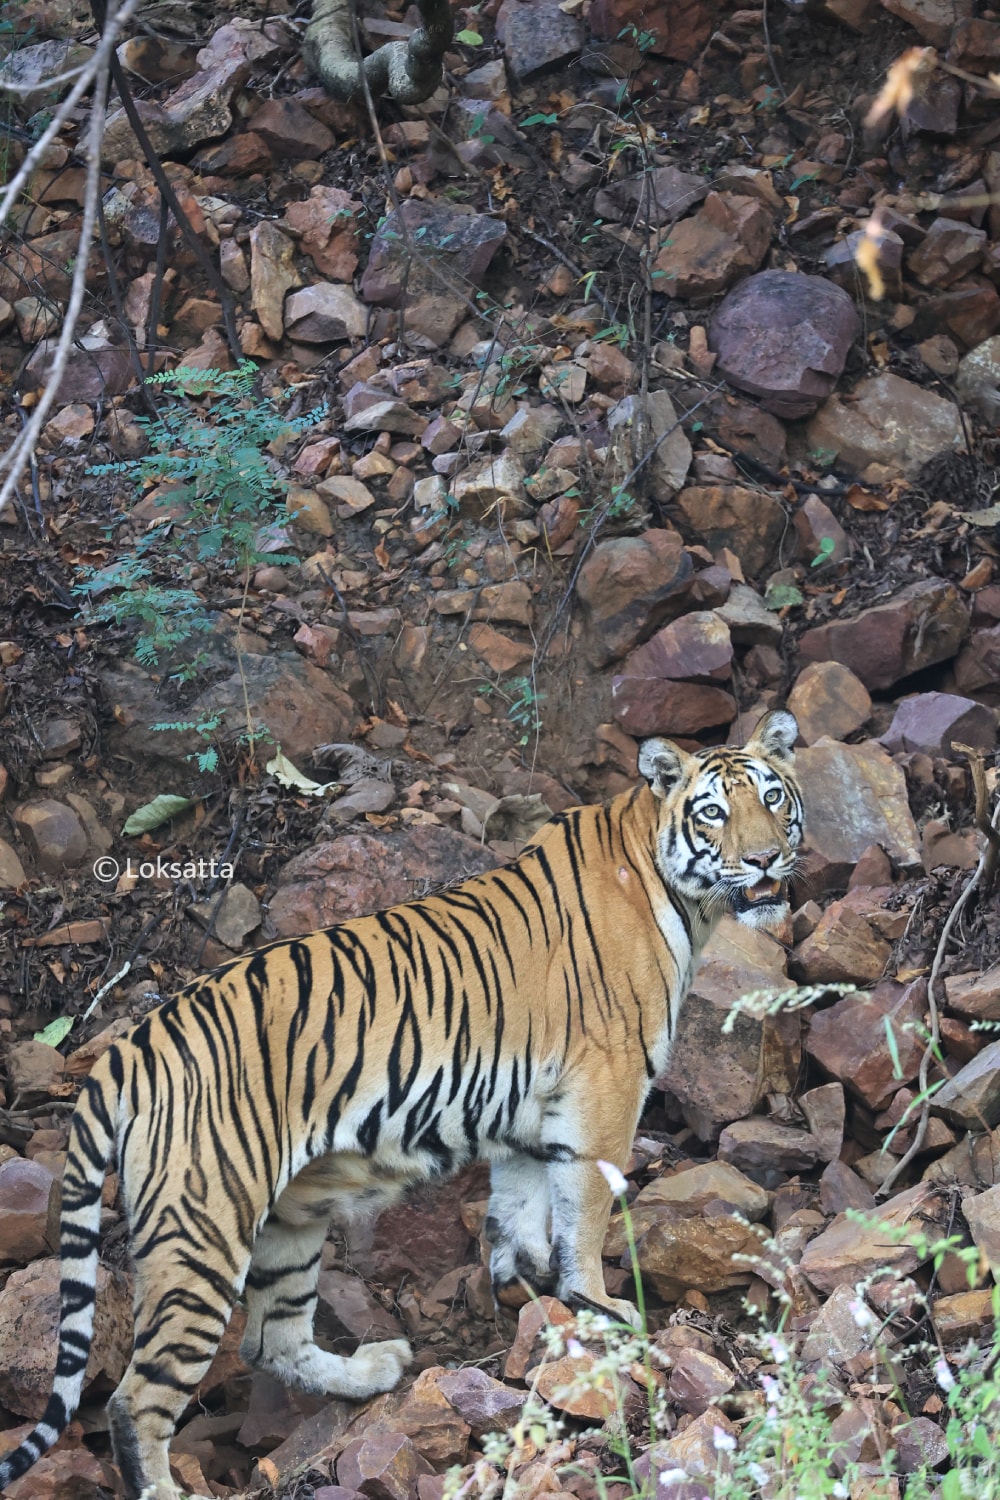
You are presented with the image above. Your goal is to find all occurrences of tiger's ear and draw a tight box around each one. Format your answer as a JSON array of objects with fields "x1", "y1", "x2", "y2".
[
  {"x1": 746, "y1": 710, "x2": 798, "y2": 761},
  {"x1": 638, "y1": 738, "x2": 692, "y2": 800}
]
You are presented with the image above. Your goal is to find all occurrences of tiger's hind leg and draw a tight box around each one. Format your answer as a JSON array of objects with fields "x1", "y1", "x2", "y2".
[
  {"x1": 107, "y1": 1232, "x2": 251, "y2": 1500},
  {"x1": 486, "y1": 1156, "x2": 556, "y2": 1297},
  {"x1": 241, "y1": 1207, "x2": 411, "y2": 1399}
]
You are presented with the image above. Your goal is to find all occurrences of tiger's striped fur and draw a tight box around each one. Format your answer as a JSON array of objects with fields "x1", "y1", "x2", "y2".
[{"x1": 0, "y1": 712, "x2": 802, "y2": 1500}]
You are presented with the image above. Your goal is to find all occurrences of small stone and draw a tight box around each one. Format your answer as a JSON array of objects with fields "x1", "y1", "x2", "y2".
[
  {"x1": 799, "y1": 1082, "x2": 845, "y2": 1161},
  {"x1": 654, "y1": 193, "x2": 772, "y2": 299},
  {"x1": 635, "y1": 1160, "x2": 769, "y2": 1221},
  {"x1": 794, "y1": 493, "x2": 850, "y2": 566},
  {"x1": 467, "y1": 624, "x2": 533, "y2": 673},
  {"x1": 787, "y1": 661, "x2": 870, "y2": 744},
  {"x1": 611, "y1": 612, "x2": 734, "y2": 735},
  {"x1": 0, "y1": 1158, "x2": 55, "y2": 1263},
  {"x1": 495, "y1": 0, "x2": 584, "y2": 79},
  {"x1": 825, "y1": 228, "x2": 904, "y2": 301},
  {"x1": 575, "y1": 530, "x2": 693, "y2": 667},
  {"x1": 932, "y1": 1288, "x2": 996, "y2": 1341},
  {"x1": 632, "y1": 1209, "x2": 761, "y2": 1300},
  {"x1": 434, "y1": 1368, "x2": 528, "y2": 1438},
  {"x1": 336, "y1": 1432, "x2": 434, "y2": 1500},
  {"x1": 792, "y1": 898, "x2": 892, "y2": 984},
  {"x1": 674, "y1": 485, "x2": 784, "y2": 578},
  {"x1": 249, "y1": 96, "x2": 334, "y2": 158},
  {"x1": 819, "y1": 1159, "x2": 876, "y2": 1215},
  {"x1": 716, "y1": 583, "x2": 782, "y2": 645},
  {"x1": 793, "y1": 739, "x2": 921, "y2": 891},
  {"x1": 284, "y1": 283, "x2": 367, "y2": 342},
  {"x1": 451, "y1": 452, "x2": 527, "y2": 519},
  {"x1": 12, "y1": 799, "x2": 88, "y2": 873},
  {"x1": 800, "y1": 1283, "x2": 873, "y2": 1367},
  {"x1": 909, "y1": 218, "x2": 988, "y2": 290},
  {"x1": 344, "y1": 400, "x2": 424, "y2": 437},
  {"x1": 286, "y1": 484, "x2": 334, "y2": 535},
  {"x1": 667, "y1": 1348, "x2": 736, "y2": 1415},
  {"x1": 944, "y1": 967, "x2": 1000, "y2": 1023},
  {"x1": 709, "y1": 270, "x2": 859, "y2": 419},
  {"x1": 718, "y1": 1117, "x2": 824, "y2": 1173},
  {"x1": 956, "y1": 334, "x2": 1000, "y2": 422},
  {"x1": 504, "y1": 1297, "x2": 576, "y2": 1381},
  {"x1": 249, "y1": 220, "x2": 300, "y2": 341},
  {"x1": 317, "y1": 474, "x2": 377, "y2": 515},
  {"x1": 881, "y1": 0, "x2": 972, "y2": 47},
  {"x1": 800, "y1": 1183, "x2": 943, "y2": 1293},
  {"x1": 892, "y1": 1417, "x2": 950, "y2": 1474}
]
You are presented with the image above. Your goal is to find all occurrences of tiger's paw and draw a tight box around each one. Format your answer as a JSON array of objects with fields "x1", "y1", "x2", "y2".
[
  {"x1": 348, "y1": 1337, "x2": 413, "y2": 1395},
  {"x1": 563, "y1": 1289, "x2": 642, "y2": 1330}
]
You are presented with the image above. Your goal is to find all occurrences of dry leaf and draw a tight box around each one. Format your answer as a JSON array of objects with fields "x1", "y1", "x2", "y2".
[
  {"x1": 373, "y1": 538, "x2": 390, "y2": 569},
  {"x1": 865, "y1": 47, "x2": 935, "y2": 126},
  {"x1": 844, "y1": 484, "x2": 890, "y2": 512}
]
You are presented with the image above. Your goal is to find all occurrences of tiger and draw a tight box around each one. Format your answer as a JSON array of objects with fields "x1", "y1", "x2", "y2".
[{"x1": 0, "y1": 710, "x2": 803, "y2": 1500}]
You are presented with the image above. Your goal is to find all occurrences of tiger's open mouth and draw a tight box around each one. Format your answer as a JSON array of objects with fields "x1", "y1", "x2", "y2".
[{"x1": 731, "y1": 877, "x2": 784, "y2": 912}]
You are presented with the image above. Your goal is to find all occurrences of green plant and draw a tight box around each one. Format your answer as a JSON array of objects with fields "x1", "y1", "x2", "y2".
[
  {"x1": 504, "y1": 675, "x2": 544, "y2": 746},
  {"x1": 76, "y1": 362, "x2": 321, "y2": 772},
  {"x1": 811, "y1": 535, "x2": 838, "y2": 567}
]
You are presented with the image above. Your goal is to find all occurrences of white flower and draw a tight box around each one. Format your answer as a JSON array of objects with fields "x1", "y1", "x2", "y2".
[
  {"x1": 712, "y1": 1426, "x2": 736, "y2": 1452},
  {"x1": 596, "y1": 1159, "x2": 628, "y2": 1196},
  {"x1": 832, "y1": 1483, "x2": 849, "y2": 1498},
  {"x1": 763, "y1": 1333, "x2": 790, "y2": 1364},
  {"x1": 935, "y1": 1357, "x2": 956, "y2": 1391},
  {"x1": 658, "y1": 1470, "x2": 690, "y2": 1487},
  {"x1": 848, "y1": 1297, "x2": 875, "y2": 1329},
  {"x1": 748, "y1": 1463, "x2": 769, "y2": 1485},
  {"x1": 565, "y1": 1337, "x2": 585, "y2": 1359}
]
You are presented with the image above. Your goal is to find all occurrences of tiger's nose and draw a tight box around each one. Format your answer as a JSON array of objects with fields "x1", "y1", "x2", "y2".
[{"x1": 744, "y1": 848, "x2": 780, "y2": 870}]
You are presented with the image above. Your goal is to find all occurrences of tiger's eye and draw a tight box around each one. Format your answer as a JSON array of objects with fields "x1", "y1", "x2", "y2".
[
  {"x1": 764, "y1": 788, "x2": 783, "y2": 806},
  {"x1": 700, "y1": 803, "x2": 724, "y2": 820}
]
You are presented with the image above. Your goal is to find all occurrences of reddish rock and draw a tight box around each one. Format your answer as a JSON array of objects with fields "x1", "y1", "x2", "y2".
[
  {"x1": 798, "y1": 579, "x2": 969, "y2": 691},
  {"x1": 800, "y1": 1183, "x2": 944, "y2": 1293},
  {"x1": 283, "y1": 186, "x2": 361, "y2": 281},
  {"x1": 881, "y1": 0, "x2": 972, "y2": 47},
  {"x1": 193, "y1": 129, "x2": 272, "y2": 173},
  {"x1": 21, "y1": 339, "x2": 133, "y2": 404},
  {"x1": 962, "y1": 1185, "x2": 1000, "y2": 1277},
  {"x1": 792, "y1": 898, "x2": 891, "y2": 985},
  {"x1": 362, "y1": 202, "x2": 506, "y2": 308},
  {"x1": 575, "y1": 529, "x2": 693, "y2": 667},
  {"x1": 944, "y1": 967, "x2": 1000, "y2": 1023},
  {"x1": 504, "y1": 1297, "x2": 576, "y2": 1381},
  {"x1": 800, "y1": 1082, "x2": 846, "y2": 1160},
  {"x1": 593, "y1": 165, "x2": 708, "y2": 229},
  {"x1": 653, "y1": 193, "x2": 772, "y2": 299},
  {"x1": 632, "y1": 1208, "x2": 761, "y2": 1300},
  {"x1": 495, "y1": 0, "x2": 584, "y2": 79},
  {"x1": 954, "y1": 623, "x2": 1000, "y2": 700},
  {"x1": 250, "y1": 220, "x2": 300, "y2": 340},
  {"x1": 880, "y1": 691, "x2": 996, "y2": 758},
  {"x1": 337, "y1": 1433, "x2": 434, "y2": 1500},
  {"x1": 819, "y1": 1159, "x2": 876, "y2": 1215},
  {"x1": 667, "y1": 1348, "x2": 736, "y2": 1415},
  {"x1": 932, "y1": 1040, "x2": 1000, "y2": 1129},
  {"x1": 703, "y1": 392, "x2": 788, "y2": 470},
  {"x1": 793, "y1": 739, "x2": 920, "y2": 893},
  {"x1": 909, "y1": 219, "x2": 988, "y2": 290},
  {"x1": 12, "y1": 799, "x2": 88, "y2": 873},
  {"x1": 806, "y1": 374, "x2": 963, "y2": 482},
  {"x1": 0, "y1": 1158, "x2": 55, "y2": 1263},
  {"x1": 674, "y1": 484, "x2": 784, "y2": 578},
  {"x1": 787, "y1": 661, "x2": 870, "y2": 744},
  {"x1": 805, "y1": 978, "x2": 926, "y2": 1110},
  {"x1": 718, "y1": 1117, "x2": 824, "y2": 1173},
  {"x1": 708, "y1": 270, "x2": 859, "y2": 419},
  {"x1": 611, "y1": 612, "x2": 734, "y2": 736},
  {"x1": 825, "y1": 228, "x2": 904, "y2": 301},
  {"x1": 635, "y1": 1159, "x2": 769, "y2": 1221},
  {"x1": 912, "y1": 278, "x2": 1000, "y2": 350},
  {"x1": 794, "y1": 493, "x2": 850, "y2": 566},
  {"x1": 948, "y1": 17, "x2": 1000, "y2": 71},
  {"x1": 250, "y1": 96, "x2": 334, "y2": 157},
  {"x1": 435, "y1": 1368, "x2": 528, "y2": 1438},
  {"x1": 0, "y1": 1258, "x2": 132, "y2": 1419},
  {"x1": 590, "y1": 0, "x2": 722, "y2": 60}
]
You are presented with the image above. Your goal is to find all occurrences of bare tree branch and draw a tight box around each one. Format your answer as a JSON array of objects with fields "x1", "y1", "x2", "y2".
[
  {"x1": 0, "y1": 0, "x2": 144, "y2": 522},
  {"x1": 304, "y1": 0, "x2": 453, "y2": 104}
]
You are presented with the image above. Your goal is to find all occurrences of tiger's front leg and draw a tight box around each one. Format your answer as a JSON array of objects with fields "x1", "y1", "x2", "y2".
[
  {"x1": 486, "y1": 1156, "x2": 557, "y2": 1298},
  {"x1": 548, "y1": 1155, "x2": 641, "y2": 1327}
]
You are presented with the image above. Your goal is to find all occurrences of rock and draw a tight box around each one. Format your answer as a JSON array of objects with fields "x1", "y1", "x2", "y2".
[
  {"x1": 632, "y1": 1208, "x2": 761, "y2": 1300},
  {"x1": 0, "y1": 1158, "x2": 55, "y2": 1263},
  {"x1": 653, "y1": 192, "x2": 772, "y2": 299},
  {"x1": 805, "y1": 978, "x2": 926, "y2": 1110},
  {"x1": 806, "y1": 373, "x2": 964, "y2": 483},
  {"x1": 337, "y1": 1432, "x2": 434, "y2": 1500},
  {"x1": 0, "y1": 1258, "x2": 132, "y2": 1419},
  {"x1": 799, "y1": 1183, "x2": 943, "y2": 1293},
  {"x1": 949, "y1": 16, "x2": 1000, "y2": 69},
  {"x1": 944, "y1": 967, "x2": 1000, "y2": 1022},
  {"x1": 21, "y1": 337, "x2": 134, "y2": 404},
  {"x1": 787, "y1": 662, "x2": 871, "y2": 745},
  {"x1": 909, "y1": 219, "x2": 988, "y2": 290},
  {"x1": 799, "y1": 1082, "x2": 846, "y2": 1161},
  {"x1": 932, "y1": 1041, "x2": 1000, "y2": 1129},
  {"x1": 667, "y1": 1348, "x2": 736, "y2": 1415},
  {"x1": 716, "y1": 583, "x2": 782, "y2": 646},
  {"x1": 284, "y1": 283, "x2": 367, "y2": 342},
  {"x1": 880, "y1": 0, "x2": 973, "y2": 49},
  {"x1": 102, "y1": 20, "x2": 280, "y2": 161},
  {"x1": 533, "y1": 1351, "x2": 637, "y2": 1420},
  {"x1": 932, "y1": 1287, "x2": 996, "y2": 1341},
  {"x1": 361, "y1": 202, "x2": 506, "y2": 340},
  {"x1": 636, "y1": 1160, "x2": 769, "y2": 1220},
  {"x1": 12, "y1": 799, "x2": 88, "y2": 873},
  {"x1": 892, "y1": 1417, "x2": 950, "y2": 1474},
  {"x1": 189, "y1": 884, "x2": 260, "y2": 950},
  {"x1": 269, "y1": 825, "x2": 499, "y2": 935},
  {"x1": 250, "y1": 221, "x2": 301, "y2": 341},
  {"x1": 495, "y1": 0, "x2": 584, "y2": 78},
  {"x1": 249, "y1": 96, "x2": 334, "y2": 158},
  {"x1": 4, "y1": 1040, "x2": 66, "y2": 1098},
  {"x1": 659, "y1": 918, "x2": 798, "y2": 1139},
  {"x1": 914, "y1": 278, "x2": 1000, "y2": 351},
  {"x1": 0, "y1": 1421, "x2": 109, "y2": 1499},
  {"x1": 792, "y1": 897, "x2": 892, "y2": 985},
  {"x1": 608, "y1": 390, "x2": 692, "y2": 502},
  {"x1": 451, "y1": 452, "x2": 527, "y2": 519},
  {"x1": 435, "y1": 1369, "x2": 527, "y2": 1438},
  {"x1": 504, "y1": 1297, "x2": 576, "y2": 1380},
  {"x1": 611, "y1": 613, "x2": 734, "y2": 737},
  {"x1": 801, "y1": 1283, "x2": 875, "y2": 1367},
  {"x1": 590, "y1": 0, "x2": 722, "y2": 60},
  {"x1": 820, "y1": 1159, "x2": 876, "y2": 1215},
  {"x1": 575, "y1": 529, "x2": 693, "y2": 667},
  {"x1": 880, "y1": 692, "x2": 995, "y2": 758},
  {"x1": 344, "y1": 399, "x2": 424, "y2": 437},
  {"x1": 825, "y1": 228, "x2": 904, "y2": 301},
  {"x1": 798, "y1": 579, "x2": 969, "y2": 692},
  {"x1": 793, "y1": 739, "x2": 920, "y2": 892},
  {"x1": 955, "y1": 624, "x2": 1000, "y2": 699},
  {"x1": 794, "y1": 493, "x2": 850, "y2": 566},
  {"x1": 500, "y1": 405, "x2": 562, "y2": 455},
  {"x1": 673, "y1": 485, "x2": 784, "y2": 578},
  {"x1": 0, "y1": 840, "x2": 26, "y2": 890},
  {"x1": 282, "y1": 185, "x2": 360, "y2": 281},
  {"x1": 317, "y1": 475, "x2": 377, "y2": 516},
  {"x1": 719, "y1": 1117, "x2": 824, "y2": 1173},
  {"x1": 708, "y1": 271, "x2": 859, "y2": 419},
  {"x1": 466, "y1": 623, "x2": 534, "y2": 673},
  {"x1": 957, "y1": 335, "x2": 1000, "y2": 422},
  {"x1": 376, "y1": 1372, "x2": 471, "y2": 1468},
  {"x1": 0, "y1": 39, "x2": 95, "y2": 113},
  {"x1": 327, "y1": 781, "x2": 396, "y2": 821}
]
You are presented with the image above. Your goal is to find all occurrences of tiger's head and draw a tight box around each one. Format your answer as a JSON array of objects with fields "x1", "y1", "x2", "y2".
[{"x1": 638, "y1": 710, "x2": 803, "y2": 932}]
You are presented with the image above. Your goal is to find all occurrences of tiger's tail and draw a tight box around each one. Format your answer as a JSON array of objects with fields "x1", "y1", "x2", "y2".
[{"x1": 0, "y1": 1064, "x2": 118, "y2": 1488}]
